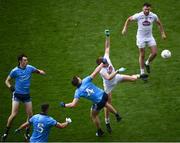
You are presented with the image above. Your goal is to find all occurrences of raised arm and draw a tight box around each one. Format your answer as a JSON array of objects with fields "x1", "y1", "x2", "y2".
[
  {"x1": 55, "y1": 118, "x2": 72, "y2": 128},
  {"x1": 122, "y1": 16, "x2": 133, "y2": 35},
  {"x1": 101, "y1": 70, "x2": 119, "y2": 80},
  {"x1": 34, "y1": 69, "x2": 46, "y2": 75},
  {"x1": 100, "y1": 67, "x2": 126, "y2": 80},
  {"x1": 104, "y1": 36, "x2": 110, "y2": 56},
  {"x1": 90, "y1": 63, "x2": 104, "y2": 79},
  {"x1": 156, "y1": 18, "x2": 166, "y2": 39},
  {"x1": 15, "y1": 121, "x2": 30, "y2": 133},
  {"x1": 56, "y1": 122, "x2": 68, "y2": 128},
  {"x1": 104, "y1": 30, "x2": 110, "y2": 56},
  {"x1": 62, "y1": 98, "x2": 79, "y2": 108},
  {"x1": 56, "y1": 122, "x2": 68, "y2": 129}
]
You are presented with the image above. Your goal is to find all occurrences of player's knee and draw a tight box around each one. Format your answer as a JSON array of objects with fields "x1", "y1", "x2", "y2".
[
  {"x1": 152, "y1": 52, "x2": 157, "y2": 57},
  {"x1": 107, "y1": 97, "x2": 112, "y2": 103},
  {"x1": 10, "y1": 112, "x2": 18, "y2": 118},
  {"x1": 139, "y1": 53, "x2": 145, "y2": 59}
]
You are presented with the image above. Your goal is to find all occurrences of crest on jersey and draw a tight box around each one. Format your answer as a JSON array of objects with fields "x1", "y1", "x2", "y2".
[{"x1": 142, "y1": 20, "x2": 151, "y2": 26}]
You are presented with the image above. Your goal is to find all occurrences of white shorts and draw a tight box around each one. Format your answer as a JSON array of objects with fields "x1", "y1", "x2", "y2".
[
  {"x1": 136, "y1": 37, "x2": 157, "y2": 48},
  {"x1": 104, "y1": 74, "x2": 124, "y2": 94}
]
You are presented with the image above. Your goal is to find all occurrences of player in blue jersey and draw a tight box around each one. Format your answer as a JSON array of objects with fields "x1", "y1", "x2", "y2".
[
  {"x1": 14, "y1": 103, "x2": 72, "y2": 142},
  {"x1": 1, "y1": 54, "x2": 46, "y2": 142},
  {"x1": 60, "y1": 62, "x2": 121, "y2": 137}
]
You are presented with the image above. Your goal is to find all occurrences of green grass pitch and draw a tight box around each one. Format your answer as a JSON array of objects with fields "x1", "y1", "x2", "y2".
[{"x1": 0, "y1": 0, "x2": 180, "y2": 141}]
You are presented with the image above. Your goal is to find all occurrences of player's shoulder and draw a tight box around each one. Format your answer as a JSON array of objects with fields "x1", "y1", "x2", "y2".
[
  {"x1": 29, "y1": 114, "x2": 39, "y2": 121},
  {"x1": 26, "y1": 64, "x2": 34, "y2": 68},
  {"x1": 149, "y1": 11, "x2": 156, "y2": 15},
  {"x1": 10, "y1": 67, "x2": 19, "y2": 74},
  {"x1": 100, "y1": 67, "x2": 107, "y2": 74},
  {"x1": 82, "y1": 76, "x2": 92, "y2": 83},
  {"x1": 149, "y1": 12, "x2": 158, "y2": 17},
  {"x1": 133, "y1": 11, "x2": 143, "y2": 16},
  {"x1": 131, "y1": 11, "x2": 143, "y2": 20},
  {"x1": 48, "y1": 116, "x2": 55, "y2": 121},
  {"x1": 11, "y1": 66, "x2": 18, "y2": 72},
  {"x1": 33, "y1": 114, "x2": 40, "y2": 118}
]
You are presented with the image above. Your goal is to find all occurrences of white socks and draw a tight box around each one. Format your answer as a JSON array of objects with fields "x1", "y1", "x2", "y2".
[
  {"x1": 145, "y1": 60, "x2": 150, "y2": 65},
  {"x1": 140, "y1": 69, "x2": 145, "y2": 75},
  {"x1": 105, "y1": 118, "x2": 110, "y2": 124}
]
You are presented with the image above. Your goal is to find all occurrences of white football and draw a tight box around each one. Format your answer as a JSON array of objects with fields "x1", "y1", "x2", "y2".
[{"x1": 161, "y1": 49, "x2": 171, "y2": 59}]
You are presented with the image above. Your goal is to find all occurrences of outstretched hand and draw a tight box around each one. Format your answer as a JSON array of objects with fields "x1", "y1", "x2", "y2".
[
  {"x1": 66, "y1": 118, "x2": 72, "y2": 124},
  {"x1": 117, "y1": 67, "x2": 126, "y2": 73},
  {"x1": 60, "y1": 102, "x2": 65, "y2": 107}
]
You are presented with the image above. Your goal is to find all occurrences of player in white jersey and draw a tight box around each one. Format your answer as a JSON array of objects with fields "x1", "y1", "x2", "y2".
[
  {"x1": 96, "y1": 30, "x2": 147, "y2": 133},
  {"x1": 122, "y1": 2, "x2": 166, "y2": 75}
]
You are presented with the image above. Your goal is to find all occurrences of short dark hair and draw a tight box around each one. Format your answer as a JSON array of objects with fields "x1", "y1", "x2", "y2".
[
  {"x1": 96, "y1": 57, "x2": 103, "y2": 65},
  {"x1": 41, "y1": 103, "x2": 49, "y2": 113},
  {"x1": 143, "y1": 2, "x2": 151, "y2": 7},
  {"x1": 17, "y1": 54, "x2": 27, "y2": 65},
  {"x1": 72, "y1": 76, "x2": 80, "y2": 87},
  {"x1": 18, "y1": 54, "x2": 27, "y2": 62}
]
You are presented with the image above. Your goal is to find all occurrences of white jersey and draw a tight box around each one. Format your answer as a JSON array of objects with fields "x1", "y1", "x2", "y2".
[
  {"x1": 99, "y1": 54, "x2": 116, "y2": 87},
  {"x1": 99, "y1": 54, "x2": 124, "y2": 93},
  {"x1": 132, "y1": 11, "x2": 158, "y2": 40}
]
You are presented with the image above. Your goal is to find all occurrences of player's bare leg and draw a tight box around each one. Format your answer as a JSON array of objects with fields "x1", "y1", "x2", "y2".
[
  {"x1": 138, "y1": 48, "x2": 149, "y2": 80},
  {"x1": 139, "y1": 48, "x2": 145, "y2": 74},
  {"x1": 121, "y1": 75, "x2": 138, "y2": 81},
  {"x1": 104, "y1": 92, "x2": 112, "y2": 133},
  {"x1": 24, "y1": 102, "x2": 33, "y2": 141},
  {"x1": 91, "y1": 109, "x2": 104, "y2": 137},
  {"x1": 145, "y1": 46, "x2": 157, "y2": 73},
  {"x1": 105, "y1": 102, "x2": 122, "y2": 122},
  {"x1": 1, "y1": 101, "x2": 20, "y2": 142}
]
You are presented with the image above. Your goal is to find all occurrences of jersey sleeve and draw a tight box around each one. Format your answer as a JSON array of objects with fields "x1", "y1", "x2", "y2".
[
  {"x1": 131, "y1": 13, "x2": 139, "y2": 20},
  {"x1": 104, "y1": 53, "x2": 109, "y2": 59},
  {"x1": 82, "y1": 76, "x2": 92, "y2": 84},
  {"x1": 99, "y1": 68, "x2": 106, "y2": 76},
  {"x1": 49, "y1": 117, "x2": 57, "y2": 126},
  {"x1": 28, "y1": 65, "x2": 37, "y2": 73},
  {"x1": 104, "y1": 53, "x2": 112, "y2": 66},
  {"x1": 28, "y1": 116, "x2": 34, "y2": 124},
  {"x1": 74, "y1": 90, "x2": 80, "y2": 99},
  {"x1": 153, "y1": 13, "x2": 159, "y2": 21},
  {"x1": 9, "y1": 69, "x2": 17, "y2": 78}
]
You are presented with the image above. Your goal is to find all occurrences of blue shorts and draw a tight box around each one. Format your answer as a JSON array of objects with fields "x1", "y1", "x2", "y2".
[
  {"x1": 12, "y1": 93, "x2": 31, "y2": 103},
  {"x1": 91, "y1": 93, "x2": 108, "y2": 111}
]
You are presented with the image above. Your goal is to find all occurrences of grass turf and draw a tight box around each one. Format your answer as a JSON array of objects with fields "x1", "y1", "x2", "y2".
[{"x1": 0, "y1": 0, "x2": 180, "y2": 141}]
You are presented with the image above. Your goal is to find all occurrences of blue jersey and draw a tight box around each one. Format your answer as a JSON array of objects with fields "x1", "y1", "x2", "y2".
[
  {"x1": 74, "y1": 76, "x2": 104, "y2": 103},
  {"x1": 9, "y1": 65, "x2": 37, "y2": 94},
  {"x1": 29, "y1": 114, "x2": 57, "y2": 142}
]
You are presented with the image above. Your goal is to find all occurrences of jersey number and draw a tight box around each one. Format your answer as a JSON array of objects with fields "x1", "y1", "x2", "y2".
[
  {"x1": 86, "y1": 88, "x2": 94, "y2": 96},
  {"x1": 37, "y1": 123, "x2": 44, "y2": 133}
]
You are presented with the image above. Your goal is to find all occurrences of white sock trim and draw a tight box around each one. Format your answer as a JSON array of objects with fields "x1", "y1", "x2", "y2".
[
  {"x1": 145, "y1": 60, "x2": 150, "y2": 65},
  {"x1": 105, "y1": 118, "x2": 110, "y2": 124},
  {"x1": 140, "y1": 69, "x2": 145, "y2": 74}
]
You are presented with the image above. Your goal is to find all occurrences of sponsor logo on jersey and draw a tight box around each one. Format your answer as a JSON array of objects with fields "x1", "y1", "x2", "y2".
[{"x1": 142, "y1": 20, "x2": 151, "y2": 26}]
